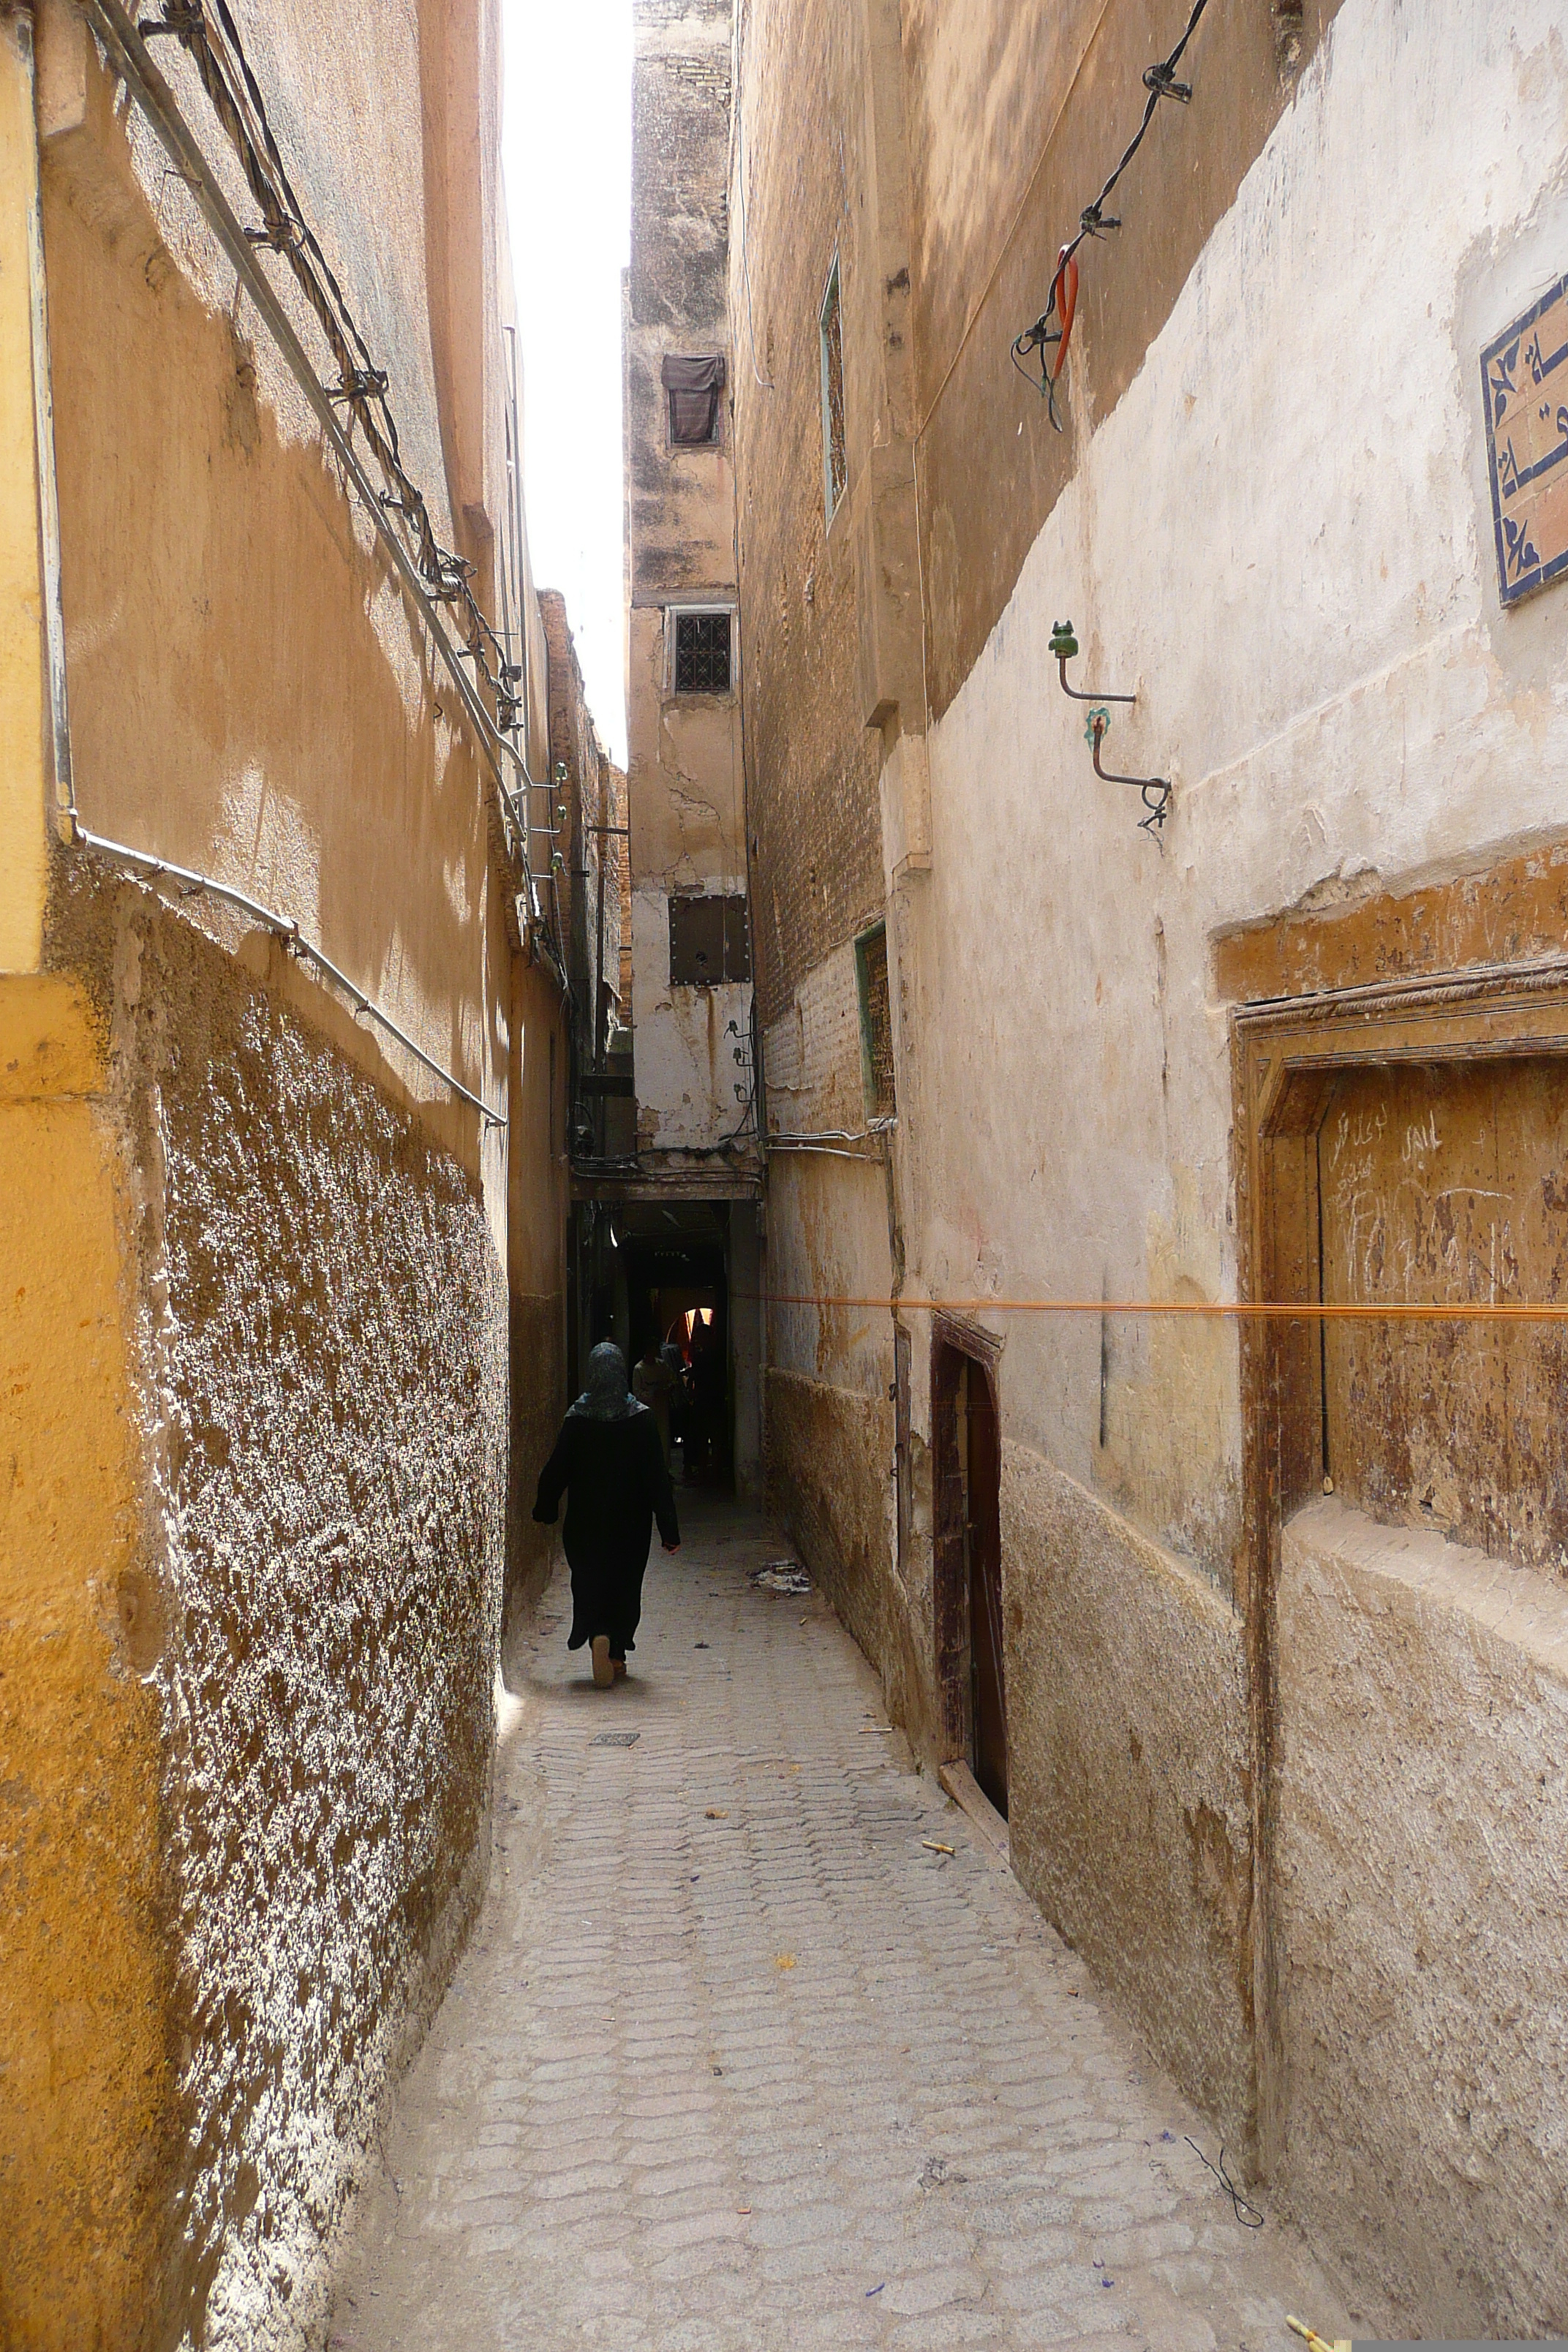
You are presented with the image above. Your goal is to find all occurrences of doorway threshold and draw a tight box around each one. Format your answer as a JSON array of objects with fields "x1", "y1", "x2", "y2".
[{"x1": 938, "y1": 1760, "x2": 1010, "y2": 1869}]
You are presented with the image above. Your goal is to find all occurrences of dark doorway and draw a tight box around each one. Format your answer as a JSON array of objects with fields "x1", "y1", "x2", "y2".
[
  {"x1": 932, "y1": 1333, "x2": 1008, "y2": 1817},
  {"x1": 966, "y1": 1365, "x2": 1006, "y2": 1815},
  {"x1": 621, "y1": 1203, "x2": 731, "y2": 1490}
]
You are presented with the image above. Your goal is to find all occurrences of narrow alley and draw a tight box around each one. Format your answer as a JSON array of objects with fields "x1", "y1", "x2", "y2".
[
  {"x1": 7, "y1": 0, "x2": 1568, "y2": 2337},
  {"x1": 329, "y1": 1501, "x2": 1354, "y2": 2352}
]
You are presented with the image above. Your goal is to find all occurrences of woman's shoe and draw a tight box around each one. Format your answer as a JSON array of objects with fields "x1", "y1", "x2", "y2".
[
  {"x1": 612, "y1": 1659, "x2": 627, "y2": 1681},
  {"x1": 591, "y1": 1635, "x2": 614, "y2": 1689}
]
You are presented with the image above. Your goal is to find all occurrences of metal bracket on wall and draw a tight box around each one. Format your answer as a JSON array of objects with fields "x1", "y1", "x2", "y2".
[{"x1": 1049, "y1": 619, "x2": 1171, "y2": 843}]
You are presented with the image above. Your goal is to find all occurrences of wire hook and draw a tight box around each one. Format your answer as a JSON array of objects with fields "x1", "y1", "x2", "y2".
[
  {"x1": 1090, "y1": 710, "x2": 1172, "y2": 841},
  {"x1": 1049, "y1": 621, "x2": 1169, "y2": 841}
]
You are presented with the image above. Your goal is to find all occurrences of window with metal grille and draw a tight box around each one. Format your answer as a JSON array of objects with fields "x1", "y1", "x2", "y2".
[
  {"x1": 856, "y1": 923, "x2": 895, "y2": 1118},
  {"x1": 671, "y1": 611, "x2": 732, "y2": 695},
  {"x1": 819, "y1": 257, "x2": 847, "y2": 521},
  {"x1": 669, "y1": 893, "x2": 750, "y2": 987}
]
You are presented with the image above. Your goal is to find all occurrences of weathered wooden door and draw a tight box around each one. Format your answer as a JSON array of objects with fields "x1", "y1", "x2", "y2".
[
  {"x1": 965, "y1": 1362, "x2": 1008, "y2": 1817},
  {"x1": 1318, "y1": 1057, "x2": 1568, "y2": 1566}
]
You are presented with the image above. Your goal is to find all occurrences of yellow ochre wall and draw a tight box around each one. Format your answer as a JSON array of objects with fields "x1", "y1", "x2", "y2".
[
  {"x1": 0, "y1": 0, "x2": 567, "y2": 2338},
  {"x1": 1, "y1": 26, "x2": 173, "y2": 2341},
  {"x1": 0, "y1": 984, "x2": 177, "y2": 2348}
]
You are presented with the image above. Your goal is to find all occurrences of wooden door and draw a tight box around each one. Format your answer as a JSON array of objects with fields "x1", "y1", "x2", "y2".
[
  {"x1": 965, "y1": 1362, "x2": 1008, "y2": 1817},
  {"x1": 1319, "y1": 1056, "x2": 1568, "y2": 1571}
]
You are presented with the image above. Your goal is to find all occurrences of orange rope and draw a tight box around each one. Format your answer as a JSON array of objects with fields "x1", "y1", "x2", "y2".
[{"x1": 738, "y1": 1292, "x2": 1568, "y2": 1322}]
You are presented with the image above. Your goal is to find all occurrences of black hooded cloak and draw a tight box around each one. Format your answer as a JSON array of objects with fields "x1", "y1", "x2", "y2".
[{"x1": 532, "y1": 1342, "x2": 680, "y2": 1656}]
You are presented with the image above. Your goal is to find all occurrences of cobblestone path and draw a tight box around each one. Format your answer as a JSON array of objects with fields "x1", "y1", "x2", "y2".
[{"x1": 331, "y1": 1499, "x2": 1355, "y2": 2352}]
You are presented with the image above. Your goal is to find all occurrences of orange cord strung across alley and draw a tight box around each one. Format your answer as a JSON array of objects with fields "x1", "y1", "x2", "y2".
[{"x1": 736, "y1": 1293, "x2": 1568, "y2": 1322}]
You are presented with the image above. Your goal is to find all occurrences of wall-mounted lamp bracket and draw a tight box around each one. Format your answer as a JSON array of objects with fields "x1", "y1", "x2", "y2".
[
  {"x1": 1049, "y1": 619, "x2": 1169, "y2": 842},
  {"x1": 1089, "y1": 711, "x2": 1171, "y2": 841}
]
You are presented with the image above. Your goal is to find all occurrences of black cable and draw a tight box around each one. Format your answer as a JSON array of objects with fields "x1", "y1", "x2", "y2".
[
  {"x1": 1012, "y1": 0, "x2": 1210, "y2": 414},
  {"x1": 1184, "y1": 2138, "x2": 1265, "y2": 2228},
  {"x1": 140, "y1": 0, "x2": 518, "y2": 716}
]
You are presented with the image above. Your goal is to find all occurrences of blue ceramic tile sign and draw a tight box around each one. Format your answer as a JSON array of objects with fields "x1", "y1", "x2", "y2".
[{"x1": 1481, "y1": 272, "x2": 1568, "y2": 606}]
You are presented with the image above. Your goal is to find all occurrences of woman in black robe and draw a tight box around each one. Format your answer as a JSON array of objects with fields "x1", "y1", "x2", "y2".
[{"x1": 532, "y1": 1342, "x2": 681, "y2": 1686}]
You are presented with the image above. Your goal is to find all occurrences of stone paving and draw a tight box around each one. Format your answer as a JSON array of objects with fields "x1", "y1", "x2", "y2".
[{"x1": 330, "y1": 1497, "x2": 1357, "y2": 2352}]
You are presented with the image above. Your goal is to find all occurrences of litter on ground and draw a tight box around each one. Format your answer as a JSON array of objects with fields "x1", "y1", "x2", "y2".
[{"x1": 750, "y1": 1561, "x2": 811, "y2": 1595}]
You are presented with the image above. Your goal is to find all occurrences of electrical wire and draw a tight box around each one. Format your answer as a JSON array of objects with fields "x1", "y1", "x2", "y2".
[
  {"x1": 135, "y1": 0, "x2": 524, "y2": 728},
  {"x1": 1012, "y1": 0, "x2": 1210, "y2": 420},
  {"x1": 83, "y1": 0, "x2": 557, "y2": 898},
  {"x1": 728, "y1": 1292, "x2": 1568, "y2": 1324},
  {"x1": 80, "y1": 0, "x2": 580, "y2": 987},
  {"x1": 73, "y1": 821, "x2": 505, "y2": 1127},
  {"x1": 1184, "y1": 2138, "x2": 1264, "y2": 2229}
]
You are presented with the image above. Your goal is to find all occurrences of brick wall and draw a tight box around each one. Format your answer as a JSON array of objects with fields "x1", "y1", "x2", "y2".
[{"x1": 728, "y1": 0, "x2": 886, "y2": 1030}]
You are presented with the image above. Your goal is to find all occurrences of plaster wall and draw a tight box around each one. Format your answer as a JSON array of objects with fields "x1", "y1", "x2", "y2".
[
  {"x1": 1002, "y1": 1444, "x2": 1254, "y2": 2151},
  {"x1": 625, "y1": 0, "x2": 754, "y2": 1168},
  {"x1": 724, "y1": 0, "x2": 913, "y2": 1762},
  {"x1": 1, "y1": 0, "x2": 569, "y2": 2332},
  {"x1": 41, "y1": 30, "x2": 516, "y2": 1226},
  {"x1": 124, "y1": 889, "x2": 505, "y2": 2348},
  {"x1": 903, "y1": 0, "x2": 1568, "y2": 2308},
  {"x1": 916, "y1": 0, "x2": 1568, "y2": 1455},
  {"x1": 764, "y1": 1147, "x2": 891, "y2": 1395},
  {"x1": 1277, "y1": 1500, "x2": 1568, "y2": 2334},
  {"x1": 764, "y1": 1365, "x2": 902, "y2": 1701},
  {"x1": 0, "y1": 978, "x2": 175, "y2": 2348},
  {"x1": 728, "y1": 0, "x2": 1568, "y2": 2315},
  {"x1": 632, "y1": 879, "x2": 751, "y2": 1150},
  {"x1": 760, "y1": 1142, "x2": 913, "y2": 1720},
  {"x1": 901, "y1": 0, "x2": 1343, "y2": 720},
  {"x1": 761, "y1": 946, "x2": 894, "y2": 1400},
  {"x1": 625, "y1": 0, "x2": 732, "y2": 602}
]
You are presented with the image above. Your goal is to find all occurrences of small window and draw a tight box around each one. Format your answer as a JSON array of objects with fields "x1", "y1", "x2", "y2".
[
  {"x1": 669, "y1": 894, "x2": 750, "y2": 987},
  {"x1": 671, "y1": 610, "x2": 733, "y2": 695},
  {"x1": 856, "y1": 923, "x2": 895, "y2": 1118},
  {"x1": 819, "y1": 257, "x2": 847, "y2": 521},
  {"x1": 663, "y1": 353, "x2": 725, "y2": 445}
]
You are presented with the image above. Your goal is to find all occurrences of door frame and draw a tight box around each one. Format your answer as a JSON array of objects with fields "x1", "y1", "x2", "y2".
[
  {"x1": 930, "y1": 1311, "x2": 1005, "y2": 1766},
  {"x1": 1232, "y1": 952, "x2": 1568, "y2": 2165}
]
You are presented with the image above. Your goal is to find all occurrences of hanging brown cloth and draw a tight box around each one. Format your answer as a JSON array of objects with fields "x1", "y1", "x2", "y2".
[{"x1": 662, "y1": 353, "x2": 726, "y2": 444}]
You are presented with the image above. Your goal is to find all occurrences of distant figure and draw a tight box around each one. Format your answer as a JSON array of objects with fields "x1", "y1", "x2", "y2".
[
  {"x1": 660, "y1": 1338, "x2": 688, "y2": 1461},
  {"x1": 686, "y1": 1313, "x2": 727, "y2": 1479},
  {"x1": 532, "y1": 1342, "x2": 679, "y2": 1686},
  {"x1": 632, "y1": 1338, "x2": 677, "y2": 1466}
]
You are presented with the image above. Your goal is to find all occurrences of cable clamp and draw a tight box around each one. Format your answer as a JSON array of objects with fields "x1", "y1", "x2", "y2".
[
  {"x1": 328, "y1": 367, "x2": 389, "y2": 403},
  {"x1": 137, "y1": 4, "x2": 203, "y2": 37},
  {"x1": 244, "y1": 219, "x2": 302, "y2": 252},
  {"x1": 1142, "y1": 60, "x2": 1192, "y2": 101}
]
